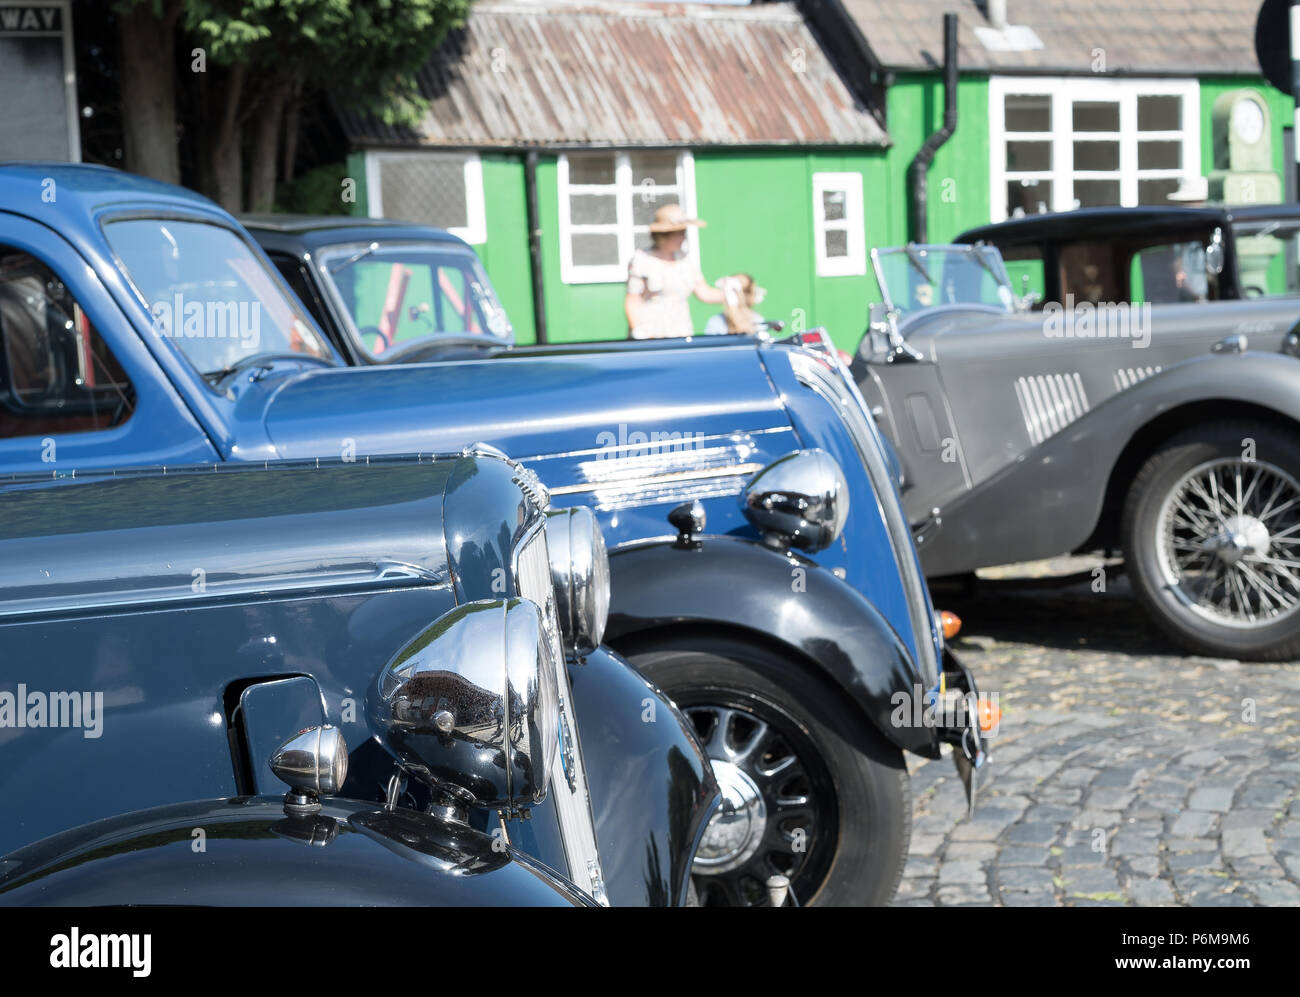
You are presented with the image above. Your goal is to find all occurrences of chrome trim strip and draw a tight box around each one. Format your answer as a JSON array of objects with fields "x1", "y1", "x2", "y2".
[
  {"x1": 549, "y1": 462, "x2": 766, "y2": 497},
  {"x1": 1114, "y1": 365, "x2": 1162, "y2": 391},
  {"x1": 518, "y1": 426, "x2": 790, "y2": 464},
  {"x1": 786, "y1": 349, "x2": 940, "y2": 683},
  {"x1": 0, "y1": 561, "x2": 449, "y2": 622},
  {"x1": 1014, "y1": 372, "x2": 1090, "y2": 446}
]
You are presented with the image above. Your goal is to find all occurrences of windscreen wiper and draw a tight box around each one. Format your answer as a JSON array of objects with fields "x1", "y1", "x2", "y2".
[
  {"x1": 327, "y1": 242, "x2": 380, "y2": 274},
  {"x1": 965, "y1": 242, "x2": 1000, "y2": 281},
  {"x1": 203, "y1": 352, "x2": 326, "y2": 385}
]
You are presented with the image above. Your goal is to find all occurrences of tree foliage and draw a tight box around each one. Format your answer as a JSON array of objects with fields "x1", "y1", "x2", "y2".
[{"x1": 110, "y1": 0, "x2": 469, "y2": 210}]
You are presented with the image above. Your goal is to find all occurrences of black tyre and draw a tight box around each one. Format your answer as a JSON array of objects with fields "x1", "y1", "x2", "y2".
[
  {"x1": 627, "y1": 635, "x2": 910, "y2": 906},
  {"x1": 1123, "y1": 420, "x2": 1300, "y2": 661}
]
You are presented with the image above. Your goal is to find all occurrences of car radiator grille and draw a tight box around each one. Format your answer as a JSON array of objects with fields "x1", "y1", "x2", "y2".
[
  {"x1": 514, "y1": 525, "x2": 564, "y2": 669},
  {"x1": 511, "y1": 519, "x2": 608, "y2": 903}
]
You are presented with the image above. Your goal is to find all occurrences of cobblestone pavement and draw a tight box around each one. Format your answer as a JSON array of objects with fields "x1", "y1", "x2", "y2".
[{"x1": 895, "y1": 563, "x2": 1300, "y2": 907}]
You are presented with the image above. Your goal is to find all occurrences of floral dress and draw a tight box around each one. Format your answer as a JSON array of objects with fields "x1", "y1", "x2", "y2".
[{"x1": 626, "y1": 249, "x2": 700, "y2": 339}]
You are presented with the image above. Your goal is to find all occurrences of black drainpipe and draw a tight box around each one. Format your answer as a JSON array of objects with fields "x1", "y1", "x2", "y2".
[
  {"x1": 524, "y1": 149, "x2": 548, "y2": 344},
  {"x1": 907, "y1": 12, "x2": 958, "y2": 244}
]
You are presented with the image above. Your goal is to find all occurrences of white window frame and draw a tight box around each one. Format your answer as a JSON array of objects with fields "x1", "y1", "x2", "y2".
[
  {"x1": 557, "y1": 150, "x2": 698, "y2": 284},
  {"x1": 989, "y1": 77, "x2": 1201, "y2": 222},
  {"x1": 363, "y1": 149, "x2": 487, "y2": 245},
  {"x1": 812, "y1": 172, "x2": 866, "y2": 277}
]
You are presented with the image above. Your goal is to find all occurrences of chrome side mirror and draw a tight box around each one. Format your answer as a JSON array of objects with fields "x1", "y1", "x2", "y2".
[
  {"x1": 369, "y1": 599, "x2": 559, "y2": 815},
  {"x1": 741, "y1": 449, "x2": 849, "y2": 553}
]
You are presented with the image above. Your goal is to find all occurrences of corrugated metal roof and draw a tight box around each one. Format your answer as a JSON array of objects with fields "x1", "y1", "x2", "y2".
[
  {"x1": 339, "y1": 0, "x2": 888, "y2": 148},
  {"x1": 840, "y1": 0, "x2": 1267, "y2": 75}
]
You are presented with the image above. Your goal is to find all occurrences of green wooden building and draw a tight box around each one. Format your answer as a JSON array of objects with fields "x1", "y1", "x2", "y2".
[{"x1": 339, "y1": 0, "x2": 1294, "y2": 353}]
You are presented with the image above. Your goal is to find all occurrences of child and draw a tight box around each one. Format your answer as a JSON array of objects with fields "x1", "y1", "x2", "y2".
[{"x1": 704, "y1": 273, "x2": 766, "y2": 335}]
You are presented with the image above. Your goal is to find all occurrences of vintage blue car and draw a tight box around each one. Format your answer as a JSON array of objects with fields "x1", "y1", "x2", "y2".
[
  {"x1": 0, "y1": 449, "x2": 718, "y2": 906},
  {"x1": 0, "y1": 164, "x2": 986, "y2": 906}
]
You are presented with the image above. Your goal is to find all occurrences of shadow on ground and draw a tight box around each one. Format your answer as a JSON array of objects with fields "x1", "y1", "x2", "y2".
[{"x1": 934, "y1": 572, "x2": 1189, "y2": 658}]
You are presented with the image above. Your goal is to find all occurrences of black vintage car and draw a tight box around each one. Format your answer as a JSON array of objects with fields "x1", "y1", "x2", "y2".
[
  {"x1": 0, "y1": 452, "x2": 718, "y2": 906},
  {"x1": 956, "y1": 202, "x2": 1300, "y2": 306}
]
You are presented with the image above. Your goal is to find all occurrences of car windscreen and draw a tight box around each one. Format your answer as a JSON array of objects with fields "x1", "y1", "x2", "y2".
[
  {"x1": 1231, "y1": 217, "x2": 1300, "y2": 297},
  {"x1": 104, "y1": 217, "x2": 333, "y2": 376},
  {"x1": 874, "y1": 245, "x2": 1015, "y2": 318},
  {"x1": 318, "y1": 242, "x2": 512, "y2": 358}
]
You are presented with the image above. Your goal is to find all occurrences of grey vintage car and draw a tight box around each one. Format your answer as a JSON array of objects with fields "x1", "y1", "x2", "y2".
[{"x1": 851, "y1": 242, "x2": 1300, "y2": 661}]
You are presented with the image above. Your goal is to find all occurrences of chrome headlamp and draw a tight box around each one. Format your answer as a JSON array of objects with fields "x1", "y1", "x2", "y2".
[
  {"x1": 741, "y1": 449, "x2": 850, "y2": 553},
  {"x1": 369, "y1": 598, "x2": 560, "y2": 810},
  {"x1": 544, "y1": 506, "x2": 611, "y2": 656}
]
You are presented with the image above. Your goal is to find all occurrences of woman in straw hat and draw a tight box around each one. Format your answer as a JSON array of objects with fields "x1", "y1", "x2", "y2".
[{"x1": 624, "y1": 203, "x2": 726, "y2": 339}]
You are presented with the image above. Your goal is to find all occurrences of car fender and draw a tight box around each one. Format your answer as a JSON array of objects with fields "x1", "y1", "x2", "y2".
[
  {"x1": 918, "y1": 350, "x2": 1300, "y2": 576},
  {"x1": 564, "y1": 646, "x2": 720, "y2": 906},
  {"x1": 604, "y1": 537, "x2": 937, "y2": 758},
  {"x1": 0, "y1": 797, "x2": 593, "y2": 906}
]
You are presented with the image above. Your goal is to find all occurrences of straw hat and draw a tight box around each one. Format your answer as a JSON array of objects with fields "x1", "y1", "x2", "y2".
[
  {"x1": 648, "y1": 203, "x2": 706, "y2": 232},
  {"x1": 1166, "y1": 175, "x2": 1208, "y2": 203}
]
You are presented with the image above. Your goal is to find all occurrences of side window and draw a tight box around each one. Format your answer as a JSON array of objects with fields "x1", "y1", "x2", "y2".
[
  {"x1": 433, "y1": 262, "x2": 481, "y2": 335},
  {"x1": 1058, "y1": 241, "x2": 1124, "y2": 305},
  {"x1": 1130, "y1": 240, "x2": 1210, "y2": 304},
  {"x1": 0, "y1": 249, "x2": 135, "y2": 440}
]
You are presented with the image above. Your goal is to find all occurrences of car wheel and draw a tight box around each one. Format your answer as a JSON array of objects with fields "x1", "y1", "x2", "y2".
[
  {"x1": 627, "y1": 636, "x2": 910, "y2": 906},
  {"x1": 1123, "y1": 420, "x2": 1300, "y2": 660}
]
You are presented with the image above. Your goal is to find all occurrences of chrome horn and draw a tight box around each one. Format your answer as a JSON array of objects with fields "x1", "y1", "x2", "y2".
[{"x1": 269, "y1": 724, "x2": 349, "y2": 816}]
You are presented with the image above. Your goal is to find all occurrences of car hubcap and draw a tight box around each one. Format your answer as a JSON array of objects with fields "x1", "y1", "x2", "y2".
[
  {"x1": 1156, "y1": 457, "x2": 1300, "y2": 627},
  {"x1": 682, "y1": 701, "x2": 834, "y2": 906},
  {"x1": 695, "y1": 760, "x2": 767, "y2": 873}
]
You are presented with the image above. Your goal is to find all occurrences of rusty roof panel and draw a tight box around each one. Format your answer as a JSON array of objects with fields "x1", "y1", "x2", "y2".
[
  {"x1": 839, "y1": 0, "x2": 1267, "y2": 75},
  {"x1": 339, "y1": 1, "x2": 889, "y2": 148}
]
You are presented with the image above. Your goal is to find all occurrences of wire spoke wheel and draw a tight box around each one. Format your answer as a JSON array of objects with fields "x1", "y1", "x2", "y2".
[{"x1": 1156, "y1": 456, "x2": 1300, "y2": 629}]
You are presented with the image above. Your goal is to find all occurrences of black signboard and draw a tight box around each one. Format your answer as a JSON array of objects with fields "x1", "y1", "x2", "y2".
[{"x1": 0, "y1": 4, "x2": 62, "y2": 37}]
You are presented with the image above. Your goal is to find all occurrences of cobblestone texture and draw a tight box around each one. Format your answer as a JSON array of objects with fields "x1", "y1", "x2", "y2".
[{"x1": 893, "y1": 565, "x2": 1300, "y2": 907}]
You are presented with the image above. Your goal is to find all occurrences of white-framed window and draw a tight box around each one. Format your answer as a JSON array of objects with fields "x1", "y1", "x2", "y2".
[
  {"x1": 364, "y1": 150, "x2": 487, "y2": 244},
  {"x1": 989, "y1": 77, "x2": 1201, "y2": 221},
  {"x1": 812, "y1": 172, "x2": 866, "y2": 277},
  {"x1": 557, "y1": 150, "x2": 698, "y2": 284}
]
